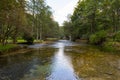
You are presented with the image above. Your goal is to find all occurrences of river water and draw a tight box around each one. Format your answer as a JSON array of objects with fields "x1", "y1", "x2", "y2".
[{"x1": 0, "y1": 40, "x2": 120, "y2": 80}]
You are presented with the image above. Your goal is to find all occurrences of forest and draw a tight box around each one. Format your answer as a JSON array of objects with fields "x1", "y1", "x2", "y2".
[
  {"x1": 63, "y1": 0, "x2": 120, "y2": 50},
  {"x1": 0, "y1": 0, "x2": 60, "y2": 46},
  {"x1": 0, "y1": 0, "x2": 120, "y2": 80},
  {"x1": 0, "y1": 0, "x2": 120, "y2": 51}
]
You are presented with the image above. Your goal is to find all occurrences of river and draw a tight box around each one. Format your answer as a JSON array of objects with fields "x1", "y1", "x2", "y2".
[{"x1": 0, "y1": 40, "x2": 120, "y2": 80}]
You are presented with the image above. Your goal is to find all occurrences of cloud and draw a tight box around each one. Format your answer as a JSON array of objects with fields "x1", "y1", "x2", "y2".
[
  {"x1": 53, "y1": 0, "x2": 78, "y2": 26},
  {"x1": 46, "y1": 0, "x2": 78, "y2": 26}
]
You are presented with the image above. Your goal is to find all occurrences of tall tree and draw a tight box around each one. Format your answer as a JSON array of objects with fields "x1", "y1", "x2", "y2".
[{"x1": 64, "y1": 0, "x2": 120, "y2": 42}]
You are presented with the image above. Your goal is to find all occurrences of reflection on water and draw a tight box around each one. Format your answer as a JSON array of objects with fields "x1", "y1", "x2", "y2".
[
  {"x1": 0, "y1": 40, "x2": 120, "y2": 80},
  {"x1": 66, "y1": 46, "x2": 120, "y2": 80},
  {"x1": 47, "y1": 42, "x2": 79, "y2": 80},
  {"x1": 21, "y1": 41, "x2": 79, "y2": 80}
]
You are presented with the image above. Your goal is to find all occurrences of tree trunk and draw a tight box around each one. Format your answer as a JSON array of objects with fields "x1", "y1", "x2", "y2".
[
  {"x1": 36, "y1": 28, "x2": 39, "y2": 40},
  {"x1": 112, "y1": 11, "x2": 117, "y2": 32}
]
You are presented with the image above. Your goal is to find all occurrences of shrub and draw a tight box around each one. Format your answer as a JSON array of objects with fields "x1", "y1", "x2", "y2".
[
  {"x1": 22, "y1": 33, "x2": 34, "y2": 44},
  {"x1": 114, "y1": 31, "x2": 120, "y2": 42},
  {"x1": 102, "y1": 42, "x2": 116, "y2": 52},
  {"x1": 89, "y1": 30, "x2": 107, "y2": 45}
]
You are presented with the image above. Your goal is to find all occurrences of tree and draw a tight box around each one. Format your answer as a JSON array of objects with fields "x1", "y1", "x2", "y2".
[
  {"x1": 26, "y1": 0, "x2": 60, "y2": 40},
  {"x1": 0, "y1": 0, "x2": 18, "y2": 45},
  {"x1": 64, "y1": 0, "x2": 120, "y2": 44},
  {"x1": 0, "y1": 0, "x2": 60, "y2": 45},
  {"x1": 63, "y1": 21, "x2": 73, "y2": 40},
  {"x1": 11, "y1": 0, "x2": 27, "y2": 43}
]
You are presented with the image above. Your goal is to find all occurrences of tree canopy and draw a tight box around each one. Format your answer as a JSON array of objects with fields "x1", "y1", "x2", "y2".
[
  {"x1": 0, "y1": 0, "x2": 60, "y2": 45},
  {"x1": 63, "y1": 0, "x2": 120, "y2": 44}
]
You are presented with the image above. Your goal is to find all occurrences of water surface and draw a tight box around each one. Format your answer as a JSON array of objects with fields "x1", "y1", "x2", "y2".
[{"x1": 0, "y1": 40, "x2": 120, "y2": 80}]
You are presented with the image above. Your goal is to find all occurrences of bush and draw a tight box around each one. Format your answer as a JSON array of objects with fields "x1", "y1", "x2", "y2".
[
  {"x1": 114, "y1": 31, "x2": 120, "y2": 42},
  {"x1": 102, "y1": 42, "x2": 116, "y2": 52},
  {"x1": 22, "y1": 33, "x2": 34, "y2": 44},
  {"x1": 89, "y1": 30, "x2": 107, "y2": 45}
]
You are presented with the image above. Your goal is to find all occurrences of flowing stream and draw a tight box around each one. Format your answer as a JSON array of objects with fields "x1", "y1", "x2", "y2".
[
  {"x1": 46, "y1": 41, "x2": 79, "y2": 80},
  {"x1": 0, "y1": 40, "x2": 120, "y2": 80}
]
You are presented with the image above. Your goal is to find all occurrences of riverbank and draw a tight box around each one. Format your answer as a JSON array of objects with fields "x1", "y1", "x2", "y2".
[
  {"x1": 1, "y1": 39, "x2": 119, "y2": 57},
  {"x1": 0, "y1": 44, "x2": 19, "y2": 54},
  {"x1": 102, "y1": 41, "x2": 120, "y2": 52},
  {"x1": 0, "y1": 39, "x2": 58, "y2": 56},
  {"x1": 0, "y1": 44, "x2": 34, "y2": 56},
  {"x1": 1, "y1": 40, "x2": 120, "y2": 80},
  {"x1": 75, "y1": 39, "x2": 120, "y2": 52}
]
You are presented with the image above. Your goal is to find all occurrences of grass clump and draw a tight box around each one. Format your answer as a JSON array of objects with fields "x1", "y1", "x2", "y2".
[
  {"x1": 99, "y1": 41, "x2": 120, "y2": 53},
  {"x1": 0, "y1": 44, "x2": 18, "y2": 53},
  {"x1": 114, "y1": 31, "x2": 120, "y2": 42}
]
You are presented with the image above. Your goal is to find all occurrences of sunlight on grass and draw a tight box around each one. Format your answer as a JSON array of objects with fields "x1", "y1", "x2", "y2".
[
  {"x1": 34, "y1": 40, "x2": 44, "y2": 43},
  {"x1": 17, "y1": 40, "x2": 26, "y2": 43}
]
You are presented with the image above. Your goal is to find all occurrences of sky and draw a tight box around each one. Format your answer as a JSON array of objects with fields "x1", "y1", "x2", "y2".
[{"x1": 46, "y1": 0, "x2": 79, "y2": 26}]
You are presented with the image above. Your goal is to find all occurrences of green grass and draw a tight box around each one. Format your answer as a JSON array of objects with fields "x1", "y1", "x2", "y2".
[
  {"x1": 17, "y1": 39, "x2": 26, "y2": 43},
  {"x1": 7, "y1": 40, "x2": 12, "y2": 43},
  {"x1": 18, "y1": 39, "x2": 44, "y2": 43},
  {"x1": 34, "y1": 40, "x2": 44, "y2": 43},
  {"x1": 99, "y1": 41, "x2": 120, "y2": 52},
  {"x1": 7, "y1": 39, "x2": 26, "y2": 43},
  {"x1": 0, "y1": 44, "x2": 17, "y2": 52},
  {"x1": 46, "y1": 38, "x2": 58, "y2": 41},
  {"x1": 7, "y1": 39, "x2": 43, "y2": 43},
  {"x1": 7, "y1": 38, "x2": 58, "y2": 44}
]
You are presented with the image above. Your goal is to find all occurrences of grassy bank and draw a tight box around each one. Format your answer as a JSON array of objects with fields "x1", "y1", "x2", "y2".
[
  {"x1": 88, "y1": 41, "x2": 120, "y2": 53},
  {"x1": 75, "y1": 39, "x2": 120, "y2": 53},
  {"x1": 0, "y1": 44, "x2": 19, "y2": 54},
  {"x1": 7, "y1": 38, "x2": 58, "y2": 43},
  {"x1": 0, "y1": 38, "x2": 58, "y2": 55},
  {"x1": 101, "y1": 41, "x2": 120, "y2": 52}
]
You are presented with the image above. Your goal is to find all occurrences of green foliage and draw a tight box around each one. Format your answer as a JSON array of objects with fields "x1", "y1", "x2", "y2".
[
  {"x1": 0, "y1": 0, "x2": 60, "y2": 45},
  {"x1": 59, "y1": 27, "x2": 64, "y2": 38},
  {"x1": 62, "y1": 0, "x2": 120, "y2": 51},
  {"x1": 26, "y1": 0, "x2": 60, "y2": 40},
  {"x1": 114, "y1": 31, "x2": 120, "y2": 42},
  {"x1": 89, "y1": 30, "x2": 107, "y2": 45},
  {"x1": 101, "y1": 41, "x2": 120, "y2": 52},
  {"x1": 22, "y1": 33, "x2": 34, "y2": 44},
  {"x1": 0, "y1": 44, "x2": 17, "y2": 52},
  {"x1": 63, "y1": 21, "x2": 73, "y2": 39},
  {"x1": 0, "y1": 0, "x2": 27, "y2": 44}
]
